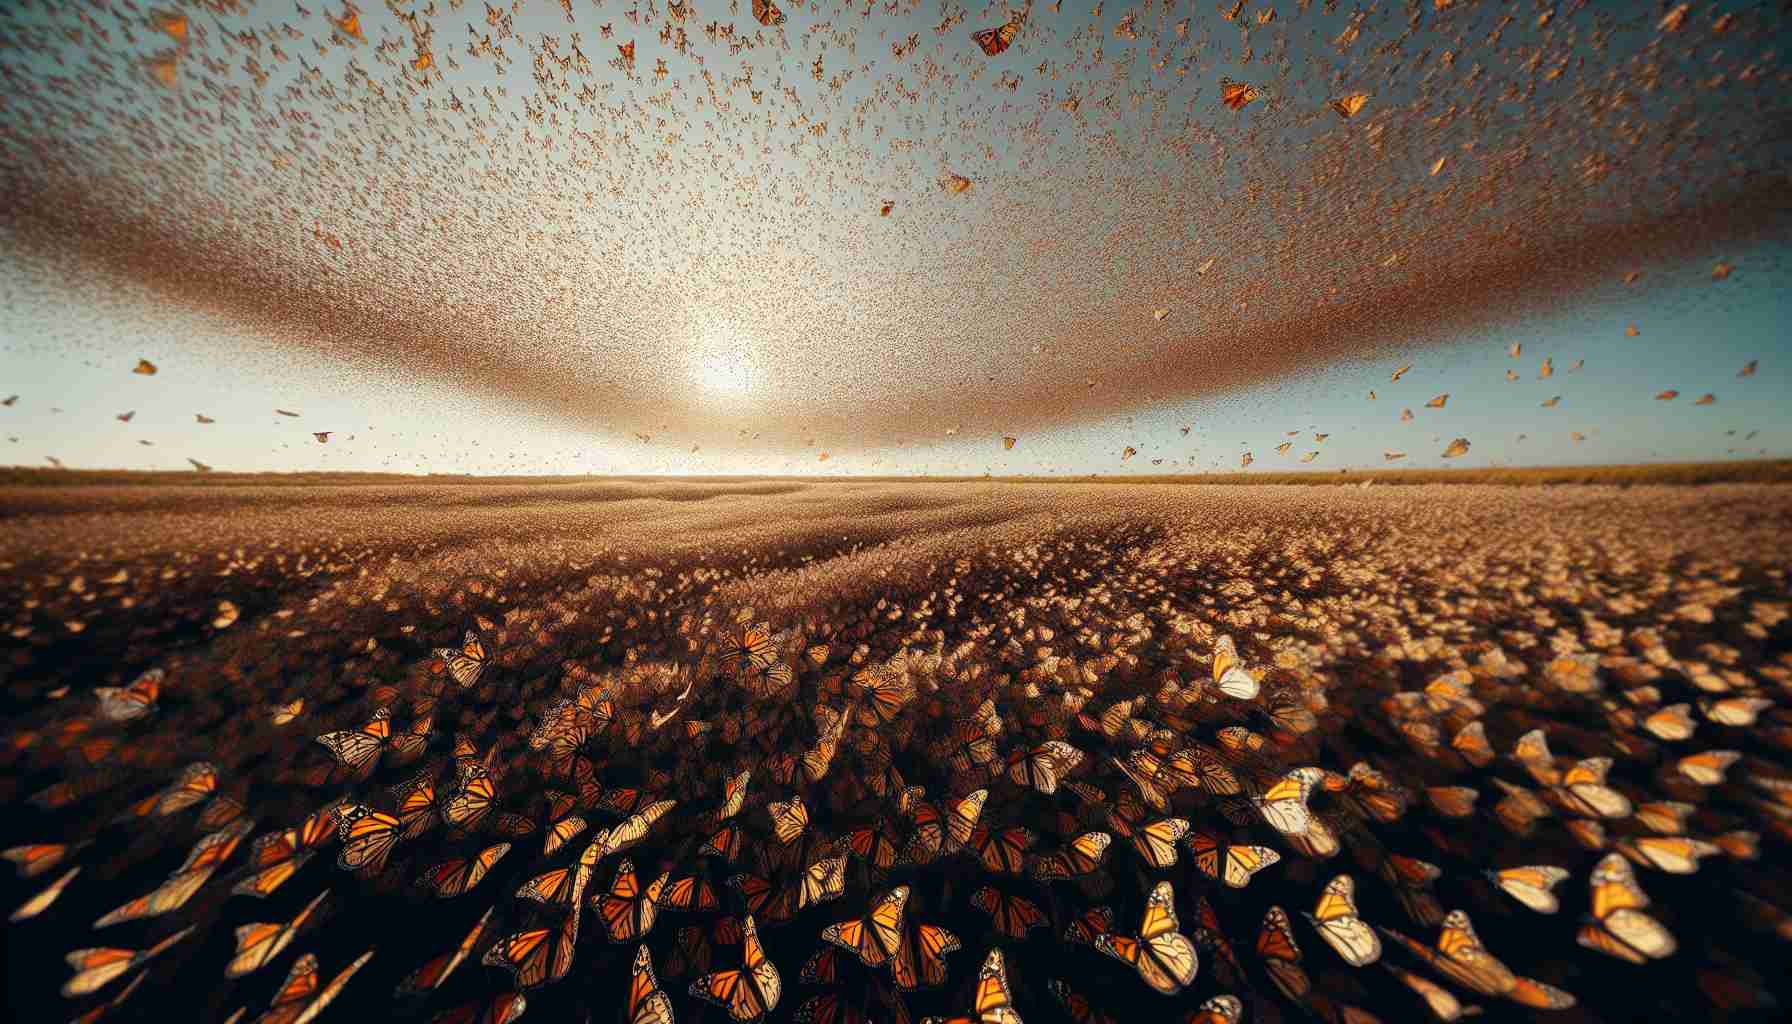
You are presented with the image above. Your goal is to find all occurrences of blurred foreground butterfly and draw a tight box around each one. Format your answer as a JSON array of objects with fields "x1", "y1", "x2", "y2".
[{"x1": 917, "y1": 947, "x2": 1018, "y2": 1024}]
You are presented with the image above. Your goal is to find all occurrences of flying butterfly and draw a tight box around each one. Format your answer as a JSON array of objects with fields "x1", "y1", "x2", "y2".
[
  {"x1": 1095, "y1": 881, "x2": 1199, "y2": 995},
  {"x1": 1303, "y1": 874, "x2": 1381, "y2": 966},
  {"x1": 690, "y1": 914, "x2": 781, "y2": 1021}
]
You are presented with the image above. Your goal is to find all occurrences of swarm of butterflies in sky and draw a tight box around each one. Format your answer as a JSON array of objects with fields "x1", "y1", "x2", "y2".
[{"x1": 7, "y1": 543, "x2": 1792, "y2": 1024}]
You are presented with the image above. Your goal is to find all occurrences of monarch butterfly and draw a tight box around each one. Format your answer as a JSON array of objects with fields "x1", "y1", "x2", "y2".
[
  {"x1": 719, "y1": 622, "x2": 782, "y2": 676},
  {"x1": 717, "y1": 769, "x2": 752, "y2": 821},
  {"x1": 1549, "y1": 758, "x2": 1633, "y2": 819},
  {"x1": 608, "y1": 800, "x2": 676, "y2": 855},
  {"x1": 853, "y1": 669, "x2": 915, "y2": 727},
  {"x1": 1330, "y1": 92, "x2": 1368, "y2": 118},
  {"x1": 1378, "y1": 910, "x2": 1517, "y2": 996},
  {"x1": 768, "y1": 798, "x2": 810, "y2": 845},
  {"x1": 61, "y1": 924, "x2": 195, "y2": 998},
  {"x1": 1187, "y1": 831, "x2": 1280, "y2": 889},
  {"x1": 702, "y1": 824, "x2": 746, "y2": 863},
  {"x1": 750, "y1": 0, "x2": 784, "y2": 27},
  {"x1": 543, "y1": 815, "x2": 588, "y2": 857},
  {"x1": 970, "y1": 886, "x2": 1046, "y2": 939},
  {"x1": 1095, "y1": 881, "x2": 1198, "y2": 994},
  {"x1": 1304, "y1": 874, "x2": 1382, "y2": 967},
  {"x1": 966, "y1": 826, "x2": 1035, "y2": 875},
  {"x1": 1256, "y1": 907, "x2": 1310, "y2": 1002},
  {"x1": 938, "y1": 790, "x2": 987, "y2": 854},
  {"x1": 1425, "y1": 786, "x2": 1480, "y2": 819},
  {"x1": 251, "y1": 803, "x2": 341, "y2": 872},
  {"x1": 397, "y1": 905, "x2": 493, "y2": 996},
  {"x1": 1616, "y1": 836, "x2": 1721, "y2": 875},
  {"x1": 315, "y1": 708, "x2": 390, "y2": 775},
  {"x1": 727, "y1": 873, "x2": 800, "y2": 925},
  {"x1": 626, "y1": 945, "x2": 676, "y2": 1024},
  {"x1": 1385, "y1": 964, "x2": 1479, "y2": 1022},
  {"x1": 847, "y1": 819, "x2": 903, "y2": 871},
  {"x1": 1029, "y1": 831, "x2": 1111, "y2": 881},
  {"x1": 1050, "y1": 980, "x2": 1121, "y2": 1024},
  {"x1": 822, "y1": 886, "x2": 909, "y2": 967},
  {"x1": 1487, "y1": 865, "x2": 1570, "y2": 914},
  {"x1": 1508, "y1": 975, "x2": 1578, "y2": 1009},
  {"x1": 799, "y1": 855, "x2": 848, "y2": 909},
  {"x1": 661, "y1": 874, "x2": 721, "y2": 913},
  {"x1": 891, "y1": 919, "x2": 961, "y2": 990},
  {"x1": 690, "y1": 914, "x2": 781, "y2": 1021},
  {"x1": 227, "y1": 889, "x2": 329, "y2": 978},
  {"x1": 918, "y1": 947, "x2": 1017, "y2": 1024},
  {"x1": 389, "y1": 714, "x2": 434, "y2": 764},
  {"x1": 1676, "y1": 749, "x2": 1740, "y2": 786},
  {"x1": 1643, "y1": 703, "x2": 1697, "y2": 740},
  {"x1": 95, "y1": 668, "x2": 163, "y2": 722},
  {"x1": 10, "y1": 865, "x2": 79, "y2": 923},
  {"x1": 4, "y1": 842, "x2": 88, "y2": 880},
  {"x1": 1219, "y1": 77, "x2": 1259, "y2": 110},
  {"x1": 598, "y1": 859, "x2": 670, "y2": 942},
  {"x1": 1062, "y1": 904, "x2": 1114, "y2": 947},
  {"x1": 483, "y1": 915, "x2": 578, "y2": 990},
  {"x1": 1210, "y1": 635, "x2": 1259, "y2": 700},
  {"x1": 122, "y1": 762, "x2": 218, "y2": 821},
  {"x1": 1578, "y1": 853, "x2": 1675, "y2": 963},
  {"x1": 418, "y1": 843, "x2": 509, "y2": 899},
  {"x1": 432, "y1": 630, "x2": 489, "y2": 689},
  {"x1": 971, "y1": 16, "x2": 1021, "y2": 57},
  {"x1": 229, "y1": 850, "x2": 315, "y2": 900},
  {"x1": 1250, "y1": 768, "x2": 1319, "y2": 836},
  {"x1": 1006, "y1": 742, "x2": 1080, "y2": 794},
  {"x1": 1186, "y1": 994, "x2": 1245, "y2": 1024},
  {"x1": 1165, "y1": 746, "x2": 1241, "y2": 796},
  {"x1": 441, "y1": 761, "x2": 496, "y2": 832},
  {"x1": 335, "y1": 806, "x2": 401, "y2": 874},
  {"x1": 431, "y1": 992, "x2": 526, "y2": 1024}
]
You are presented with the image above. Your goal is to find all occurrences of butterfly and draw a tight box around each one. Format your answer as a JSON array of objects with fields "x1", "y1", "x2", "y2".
[
  {"x1": 1220, "y1": 77, "x2": 1259, "y2": 110},
  {"x1": 1188, "y1": 831, "x2": 1279, "y2": 888},
  {"x1": 1547, "y1": 758, "x2": 1632, "y2": 819},
  {"x1": 728, "y1": 873, "x2": 800, "y2": 926},
  {"x1": 1209, "y1": 635, "x2": 1259, "y2": 699},
  {"x1": 627, "y1": 944, "x2": 676, "y2": 1024},
  {"x1": 441, "y1": 761, "x2": 497, "y2": 832},
  {"x1": 1330, "y1": 93, "x2": 1368, "y2": 118},
  {"x1": 397, "y1": 906, "x2": 493, "y2": 996},
  {"x1": 768, "y1": 797, "x2": 810, "y2": 845},
  {"x1": 965, "y1": 825, "x2": 1035, "y2": 875},
  {"x1": 971, "y1": 17, "x2": 1020, "y2": 57},
  {"x1": 597, "y1": 859, "x2": 670, "y2": 942},
  {"x1": 1577, "y1": 852, "x2": 1676, "y2": 963},
  {"x1": 1378, "y1": 910, "x2": 1517, "y2": 996},
  {"x1": 1095, "y1": 881, "x2": 1198, "y2": 995},
  {"x1": 430, "y1": 992, "x2": 527, "y2": 1024},
  {"x1": 852, "y1": 667, "x2": 915, "y2": 727},
  {"x1": 661, "y1": 874, "x2": 722, "y2": 913},
  {"x1": 1385, "y1": 964, "x2": 1479, "y2": 1022},
  {"x1": 95, "y1": 668, "x2": 162, "y2": 722},
  {"x1": 316, "y1": 708, "x2": 391, "y2": 774},
  {"x1": 1050, "y1": 980, "x2": 1118, "y2": 1024},
  {"x1": 543, "y1": 815, "x2": 588, "y2": 857},
  {"x1": 335, "y1": 806, "x2": 402, "y2": 874},
  {"x1": 799, "y1": 854, "x2": 848, "y2": 909},
  {"x1": 1029, "y1": 831, "x2": 1111, "y2": 881},
  {"x1": 690, "y1": 913, "x2": 781, "y2": 1021},
  {"x1": 891, "y1": 918, "x2": 961, "y2": 991},
  {"x1": 227, "y1": 889, "x2": 329, "y2": 978},
  {"x1": 970, "y1": 887, "x2": 1046, "y2": 939},
  {"x1": 1304, "y1": 874, "x2": 1381, "y2": 966},
  {"x1": 230, "y1": 851, "x2": 315, "y2": 900},
  {"x1": 1253, "y1": 767, "x2": 1321, "y2": 836},
  {"x1": 431, "y1": 630, "x2": 489, "y2": 688},
  {"x1": 917, "y1": 947, "x2": 1019, "y2": 1024},
  {"x1": 1486, "y1": 865, "x2": 1569, "y2": 914},
  {"x1": 483, "y1": 915, "x2": 579, "y2": 990},
  {"x1": 750, "y1": 0, "x2": 784, "y2": 27},
  {"x1": 846, "y1": 819, "x2": 903, "y2": 871},
  {"x1": 1617, "y1": 836, "x2": 1722, "y2": 875},
  {"x1": 822, "y1": 886, "x2": 909, "y2": 967},
  {"x1": 418, "y1": 843, "x2": 510, "y2": 899},
  {"x1": 62, "y1": 925, "x2": 196, "y2": 997},
  {"x1": 11, "y1": 865, "x2": 79, "y2": 922},
  {"x1": 1256, "y1": 906, "x2": 1311, "y2": 1002}
]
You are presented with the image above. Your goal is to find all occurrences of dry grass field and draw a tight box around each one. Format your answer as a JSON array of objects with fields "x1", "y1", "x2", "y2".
[{"x1": 2, "y1": 478, "x2": 1790, "y2": 1024}]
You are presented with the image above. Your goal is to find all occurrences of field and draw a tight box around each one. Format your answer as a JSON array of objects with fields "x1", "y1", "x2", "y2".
[{"x1": 2, "y1": 479, "x2": 1790, "y2": 1024}]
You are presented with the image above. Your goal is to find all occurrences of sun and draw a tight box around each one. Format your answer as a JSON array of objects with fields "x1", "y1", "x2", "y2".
[{"x1": 689, "y1": 327, "x2": 762, "y2": 402}]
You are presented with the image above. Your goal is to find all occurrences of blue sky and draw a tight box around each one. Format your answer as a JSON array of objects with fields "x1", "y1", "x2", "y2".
[{"x1": 0, "y1": 0, "x2": 1786, "y2": 476}]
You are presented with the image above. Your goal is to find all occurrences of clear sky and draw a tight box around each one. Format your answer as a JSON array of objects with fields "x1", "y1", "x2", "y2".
[{"x1": 1, "y1": 0, "x2": 1787, "y2": 476}]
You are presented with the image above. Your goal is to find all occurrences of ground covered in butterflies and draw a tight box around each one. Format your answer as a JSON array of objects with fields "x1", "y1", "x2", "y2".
[{"x1": 3, "y1": 479, "x2": 1791, "y2": 1024}]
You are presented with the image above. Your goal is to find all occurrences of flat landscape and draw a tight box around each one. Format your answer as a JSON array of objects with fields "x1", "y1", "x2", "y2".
[{"x1": 3, "y1": 479, "x2": 1790, "y2": 1023}]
